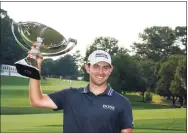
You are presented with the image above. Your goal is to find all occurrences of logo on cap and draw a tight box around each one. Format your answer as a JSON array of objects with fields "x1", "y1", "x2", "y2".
[{"x1": 95, "y1": 53, "x2": 108, "y2": 59}]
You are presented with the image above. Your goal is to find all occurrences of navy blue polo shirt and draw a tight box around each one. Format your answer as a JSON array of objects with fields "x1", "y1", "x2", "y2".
[{"x1": 48, "y1": 84, "x2": 133, "y2": 133}]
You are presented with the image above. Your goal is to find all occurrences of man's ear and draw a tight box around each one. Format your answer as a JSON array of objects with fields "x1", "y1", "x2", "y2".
[{"x1": 85, "y1": 64, "x2": 90, "y2": 74}]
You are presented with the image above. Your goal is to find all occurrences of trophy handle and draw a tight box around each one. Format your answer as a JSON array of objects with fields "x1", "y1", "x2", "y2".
[{"x1": 42, "y1": 38, "x2": 77, "y2": 57}]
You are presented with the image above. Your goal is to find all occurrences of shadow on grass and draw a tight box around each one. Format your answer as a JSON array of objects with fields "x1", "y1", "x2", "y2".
[
  {"x1": 1, "y1": 107, "x2": 61, "y2": 115},
  {"x1": 1, "y1": 88, "x2": 53, "y2": 97},
  {"x1": 125, "y1": 94, "x2": 143, "y2": 102},
  {"x1": 1, "y1": 76, "x2": 30, "y2": 86},
  {"x1": 1, "y1": 101, "x2": 172, "y2": 115},
  {"x1": 40, "y1": 125, "x2": 62, "y2": 127},
  {"x1": 40, "y1": 125, "x2": 186, "y2": 132},
  {"x1": 124, "y1": 93, "x2": 172, "y2": 110},
  {"x1": 136, "y1": 127, "x2": 186, "y2": 131},
  {"x1": 1, "y1": 102, "x2": 172, "y2": 115},
  {"x1": 131, "y1": 101, "x2": 171, "y2": 110}
]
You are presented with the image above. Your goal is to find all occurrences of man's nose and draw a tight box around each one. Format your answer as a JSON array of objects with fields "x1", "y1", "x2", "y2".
[{"x1": 98, "y1": 67, "x2": 104, "y2": 74}]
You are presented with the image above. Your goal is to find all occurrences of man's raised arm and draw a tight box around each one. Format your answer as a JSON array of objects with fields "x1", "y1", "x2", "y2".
[{"x1": 28, "y1": 43, "x2": 57, "y2": 109}]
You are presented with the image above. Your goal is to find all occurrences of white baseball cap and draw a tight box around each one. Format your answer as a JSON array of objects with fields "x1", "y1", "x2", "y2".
[{"x1": 87, "y1": 50, "x2": 112, "y2": 65}]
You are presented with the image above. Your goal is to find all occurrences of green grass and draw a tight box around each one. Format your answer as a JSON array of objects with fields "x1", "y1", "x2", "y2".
[
  {"x1": 1, "y1": 109, "x2": 186, "y2": 133},
  {"x1": 1, "y1": 76, "x2": 30, "y2": 86},
  {"x1": 1, "y1": 75, "x2": 87, "y2": 87},
  {"x1": 1, "y1": 76, "x2": 187, "y2": 133},
  {"x1": 1, "y1": 76, "x2": 88, "y2": 114}
]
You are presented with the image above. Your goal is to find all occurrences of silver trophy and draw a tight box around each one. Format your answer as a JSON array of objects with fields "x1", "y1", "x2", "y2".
[{"x1": 11, "y1": 21, "x2": 77, "y2": 80}]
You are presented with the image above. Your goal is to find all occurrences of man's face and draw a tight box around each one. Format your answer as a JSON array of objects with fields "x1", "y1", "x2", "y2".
[{"x1": 85, "y1": 61, "x2": 113, "y2": 86}]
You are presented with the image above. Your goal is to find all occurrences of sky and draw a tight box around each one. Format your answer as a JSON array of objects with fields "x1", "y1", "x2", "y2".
[{"x1": 1, "y1": 2, "x2": 186, "y2": 57}]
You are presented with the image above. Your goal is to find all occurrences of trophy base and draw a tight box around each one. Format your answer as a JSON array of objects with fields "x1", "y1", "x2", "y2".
[{"x1": 14, "y1": 58, "x2": 41, "y2": 80}]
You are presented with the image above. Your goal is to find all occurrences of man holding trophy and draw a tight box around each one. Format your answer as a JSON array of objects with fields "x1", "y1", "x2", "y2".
[
  {"x1": 12, "y1": 20, "x2": 133, "y2": 133},
  {"x1": 28, "y1": 49, "x2": 134, "y2": 133}
]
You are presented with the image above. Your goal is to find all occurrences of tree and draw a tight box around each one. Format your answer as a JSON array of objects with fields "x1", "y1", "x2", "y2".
[
  {"x1": 109, "y1": 53, "x2": 145, "y2": 95},
  {"x1": 131, "y1": 26, "x2": 184, "y2": 62},
  {"x1": 134, "y1": 56, "x2": 156, "y2": 88},
  {"x1": 72, "y1": 50, "x2": 84, "y2": 75},
  {"x1": 41, "y1": 58, "x2": 54, "y2": 76},
  {"x1": 155, "y1": 55, "x2": 186, "y2": 107},
  {"x1": 53, "y1": 55, "x2": 79, "y2": 79},
  {"x1": 174, "y1": 26, "x2": 187, "y2": 55},
  {"x1": 1, "y1": 9, "x2": 26, "y2": 65},
  {"x1": 169, "y1": 56, "x2": 187, "y2": 107}
]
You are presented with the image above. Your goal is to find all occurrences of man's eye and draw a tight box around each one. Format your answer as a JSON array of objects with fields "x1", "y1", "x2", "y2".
[
  {"x1": 93, "y1": 65, "x2": 99, "y2": 68},
  {"x1": 104, "y1": 66, "x2": 110, "y2": 69}
]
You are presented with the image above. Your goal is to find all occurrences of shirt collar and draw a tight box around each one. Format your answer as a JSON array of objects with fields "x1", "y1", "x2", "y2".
[{"x1": 82, "y1": 84, "x2": 114, "y2": 96}]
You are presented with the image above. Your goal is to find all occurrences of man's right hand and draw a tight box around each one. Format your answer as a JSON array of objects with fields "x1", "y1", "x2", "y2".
[{"x1": 28, "y1": 42, "x2": 44, "y2": 70}]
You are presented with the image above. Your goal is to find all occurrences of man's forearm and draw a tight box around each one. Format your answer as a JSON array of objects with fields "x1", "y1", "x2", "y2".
[{"x1": 29, "y1": 79, "x2": 43, "y2": 105}]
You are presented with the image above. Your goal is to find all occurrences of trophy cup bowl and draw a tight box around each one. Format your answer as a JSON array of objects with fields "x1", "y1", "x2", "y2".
[{"x1": 11, "y1": 21, "x2": 77, "y2": 80}]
